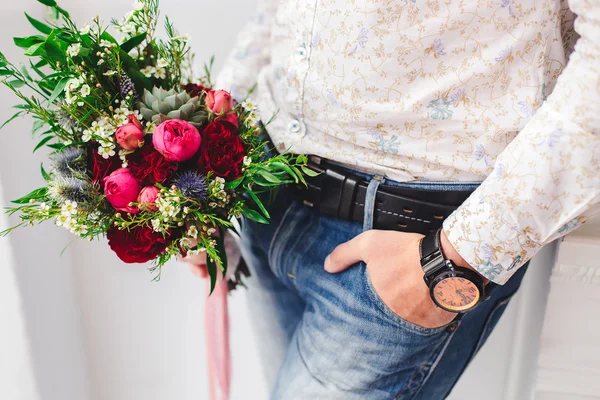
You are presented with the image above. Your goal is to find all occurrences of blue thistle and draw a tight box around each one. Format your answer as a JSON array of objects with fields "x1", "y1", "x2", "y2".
[
  {"x1": 50, "y1": 148, "x2": 86, "y2": 177},
  {"x1": 173, "y1": 171, "x2": 208, "y2": 203},
  {"x1": 48, "y1": 176, "x2": 93, "y2": 203}
]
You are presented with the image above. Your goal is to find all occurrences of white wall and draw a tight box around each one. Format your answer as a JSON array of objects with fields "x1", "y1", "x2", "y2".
[{"x1": 0, "y1": 1, "x2": 584, "y2": 400}]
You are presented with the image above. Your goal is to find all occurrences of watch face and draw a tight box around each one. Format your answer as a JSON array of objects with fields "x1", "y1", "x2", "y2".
[{"x1": 432, "y1": 276, "x2": 480, "y2": 312}]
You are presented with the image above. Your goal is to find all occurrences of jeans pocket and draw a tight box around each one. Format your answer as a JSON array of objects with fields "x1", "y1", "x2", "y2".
[
  {"x1": 267, "y1": 200, "x2": 312, "y2": 283},
  {"x1": 363, "y1": 266, "x2": 456, "y2": 335}
]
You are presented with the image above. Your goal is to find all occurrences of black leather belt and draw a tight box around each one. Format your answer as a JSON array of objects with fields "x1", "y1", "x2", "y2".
[{"x1": 294, "y1": 157, "x2": 475, "y2": 235}]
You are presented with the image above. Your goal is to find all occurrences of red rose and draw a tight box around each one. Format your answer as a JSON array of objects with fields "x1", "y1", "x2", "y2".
[
  {"x1": 89, "y1": 146, "x2": 120, "y2": 183},
  {"x1": 184, "y1": 83, "x2": 211, "y2": 98},
  {"x1": 107, "y1": 225, "x2": 173, "y2": 263},
  {"x1": 198, "y1": 119, "x2": 245, "y2": 181},
  {"x1": 128, "y1": 141, "x2": 178, "y2": 185}
]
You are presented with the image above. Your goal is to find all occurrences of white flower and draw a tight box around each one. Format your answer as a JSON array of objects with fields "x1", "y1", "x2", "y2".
[
  {"x1": 40, "y1": 203, "x2": 51, "y2": 212},
  {"x1": 80, "y1": 84, "x2": 91, "y2": 97},
  {"x1": 186, "y1": 249, "x2": 201, "y2": 257},
  {"x1": 207, "y1": 227, "x2": 216, "y2": 236},
  {"x1": 156, "y1": 58, "x2": 169, "y2": 68},
  {"x1": 154, "y1": 68, "x2": 166, "y2": 80},
  {"x1": 187, "y1": 225, "x2": 198, "y2": 239},
  {"x1": 97, "y1": 59, "x2": 105, "y2": 65},
  {"x1": 55, "y1": 214, "x2": 72, "y2": 227},
  {"x1": 99, "y1": 40, "x2": 116, "y2": 48},
  {"x1": 140, "y1": 66, "x2": 155, "y2": 78},
  {"x1": 67, "y1": 43, "x2": 81, "y2": 58},
  {"x1": 98, "y1": 146, "x2": 116, "y2": 159},
  {"x1": 61, "y1": 200, "x2": 78, "y2": 216},
  {"x1": 124, "y1": 11, "x2": 135, "y2": 21},
  {"x1": 133, "y1": 0, "x2": 144, "y2": 11},
  {"x1": 77, "y1": 101, "x2": 85, "y2": 107},
  {"x1": 79, "y1": 24, "x2": 91, "y2": 35},
  {"x1": 103, "y1": 70, "x2": 117, "y2": 77},
  {"x1": 63, "y1": 218, "x2": 77, "y2": 232},
  {"x1": 81, "y1": 130, "x2": 92, "y2": 142},
  {"x1": 65, "y1": 92, "x2": 76, "y2": 105},
  {"x1": 242, "y1": 99, "x2": 257, "y2": 111},
  {"x1": 151, "y1": 219, "x2": 161, "y2": 232},
  {"x1": 66, "y1": 78, "x2": 81, "y2": 93},
  {"x1": 72, "y1": 224, "x2": 88, "y2": 236},
  {"x1": 180, "y1": 238, "x2": 193, "y2": 248},
  {"x1": 243, "y1": 156, "x2": 252, "y2": 167},
  {"x1": 246, "y1": 111, "x2": 260, "y2": 126}
]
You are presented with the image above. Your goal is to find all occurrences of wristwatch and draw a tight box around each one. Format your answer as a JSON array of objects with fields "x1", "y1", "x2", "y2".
[{"x1": 419, "y1": 229, "x2": 487, "y2": 313}]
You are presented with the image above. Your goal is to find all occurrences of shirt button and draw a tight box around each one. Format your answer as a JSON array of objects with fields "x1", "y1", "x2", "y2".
[
  {"x1": 295, "y1": 46, "x2": 308, "y2": 60},
  {"x1": 288, "y1": 119, "x2": 302, "y2": 133}
]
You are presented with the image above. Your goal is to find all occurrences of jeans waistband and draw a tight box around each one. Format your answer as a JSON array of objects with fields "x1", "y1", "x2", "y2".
[{"x1": 328, "y1": 160, "x2": 482, "y2": 192}]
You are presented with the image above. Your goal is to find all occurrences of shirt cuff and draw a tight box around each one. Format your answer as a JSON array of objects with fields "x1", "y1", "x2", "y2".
[{"x1": 442, "y1": 189, "x2": 540, "y2": 285}]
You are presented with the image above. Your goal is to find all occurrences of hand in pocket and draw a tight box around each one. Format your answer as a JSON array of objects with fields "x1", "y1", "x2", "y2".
[{"x1": 324, "y1": 230, "x2": 457, "y2": 329}]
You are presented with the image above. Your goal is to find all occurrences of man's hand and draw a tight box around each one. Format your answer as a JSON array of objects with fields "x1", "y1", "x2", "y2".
[
  {"x1": 324, "y1": 230, "x2": 458, "y2": 329},
  {"x1": 181, "y1": 249, "x2": 209, "y2": 278}
]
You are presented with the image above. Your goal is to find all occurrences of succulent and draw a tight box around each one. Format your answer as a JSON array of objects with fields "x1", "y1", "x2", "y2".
[{"x1": 137, "y1": 87, "x2": 208, "y2": 128}]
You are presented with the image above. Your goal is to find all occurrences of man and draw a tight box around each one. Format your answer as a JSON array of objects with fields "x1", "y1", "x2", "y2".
[{"x1": 185, "y1": 0, "x2": 599, "y2": 398}]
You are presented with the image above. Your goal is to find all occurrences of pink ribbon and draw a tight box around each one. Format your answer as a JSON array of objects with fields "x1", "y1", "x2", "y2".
[{"x1": 205, "y1": 272, "x2": 231, "y2": 400}]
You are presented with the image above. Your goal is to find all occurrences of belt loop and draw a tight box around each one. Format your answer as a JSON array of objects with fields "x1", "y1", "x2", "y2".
[{"x1": 363, "y1": 175, "x2": 384, "y2": 232}]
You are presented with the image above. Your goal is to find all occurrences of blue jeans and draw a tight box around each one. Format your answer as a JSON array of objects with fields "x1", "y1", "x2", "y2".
[{"x1": 238, "y1": 177, "x2": 528, "y2": 399}]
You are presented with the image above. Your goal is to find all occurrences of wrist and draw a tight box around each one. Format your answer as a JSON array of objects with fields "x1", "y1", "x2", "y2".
[{"x1": 440, "y1": 229, "x2": 489, "y2": 285}]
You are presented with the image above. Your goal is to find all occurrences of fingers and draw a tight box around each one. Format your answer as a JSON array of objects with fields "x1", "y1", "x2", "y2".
[
  {"x1": 324, "y1": 231, "x2": 371, "y2": 273},
  {"x1": 187, "y1": 263, "x2": 208, "y2": 278},
  {"x1": 179, "y1": 246, "x2": 208, "y2": 279}
]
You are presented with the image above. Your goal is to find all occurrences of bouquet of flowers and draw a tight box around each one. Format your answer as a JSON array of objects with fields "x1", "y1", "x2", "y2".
[{"x1": 0, "y1": 0, "x2": 310, "y2": 292}]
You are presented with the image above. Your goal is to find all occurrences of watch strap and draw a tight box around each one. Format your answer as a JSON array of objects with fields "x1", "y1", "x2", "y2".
[{"x1": 420, "y1": 229, "x2": 446, "y2": 279}]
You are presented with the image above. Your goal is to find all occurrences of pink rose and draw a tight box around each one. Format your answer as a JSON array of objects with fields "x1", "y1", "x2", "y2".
[
  {"x1": 116, "y1": 114, "x2": 144, "y2": 150},
  {"x1": 138, "y1": 186, "x2": 159, "y2": 212},
  {"x1": 205, "y1": 90, "x2": 233, "y2": 114},
  {"x1": 152, "y1": 119, "x2": 201, "y2": 162},
  {"x1": 103, "y1": 168, "x2": 140, "y2": 213}
]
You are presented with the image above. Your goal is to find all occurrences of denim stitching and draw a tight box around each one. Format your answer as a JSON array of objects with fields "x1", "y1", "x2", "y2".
[{"x1": 355, "y1": 202, "x2": 432, "y2": 224}]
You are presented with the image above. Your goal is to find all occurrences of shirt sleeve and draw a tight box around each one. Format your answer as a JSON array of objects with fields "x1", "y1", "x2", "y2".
[
  {"x1": 214, "y1": 0, "x2": 279, "y2": 100},
  {"x1": 443, "y1": 0, "x2": 600, "y2": 285}
]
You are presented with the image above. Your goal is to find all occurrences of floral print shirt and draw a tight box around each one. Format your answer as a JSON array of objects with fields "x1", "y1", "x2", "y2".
[{"x1": 216, "y1": 0, "x2": 600, "y2": 284}]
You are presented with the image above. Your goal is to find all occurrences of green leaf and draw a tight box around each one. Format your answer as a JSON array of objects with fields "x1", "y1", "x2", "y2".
[
  {"x1": 32, "y1": 119, "x2": 45, "y2": 135},
  {"x1": 225, "y1": 177, "x2": 244, "y2": 189},
  {"x1": 41, "y1": 164, "x2": 51, "y2": 181},
  {"x1": 29, "y1": 60, "x2": 47, "y2": 78},
  {"x1": 270, "y1": 161, "x2": 298, "y2": 183},
  {"x1": 6, "y1": 79, "x2": 26, "y2": 89},
  {"x1": 0, "y1": 69, "x2": 14, "y2": 76},
  {"x1": 44, "y1": 39, "x2": 66, "y2": 62},
  {"x1": 33, "y1": 136, "x2": 54, "y2": 152},
  {"x1": 55, "y1": 6, "x2": 70, "y2": 18},
  {"x1": 258, "y1": 169, "x2": 282, "y2": 184},
  {"x1": 120, "y1": 32, "x2": 146, "y2": 53},
  {"x1": 19, "y1": 65, "x2": 32, "y2": 81},
  {"x1": 37, "y1": 0, "x2": 57, "y2": 6},
  {"x1": 242, "y1": 206, "x2": 269, "y2": 224},
  {"x1": 25, "y1": 43, "x2": 46, "y2": 57},
  {"x1": 14, "y1": 36, "x2": 45, "y2": 49},
  {"x1": 216, "y1": 229, "x2": 228, "y2": 276},
  {"x1": 206, "y1": 256, "x2": 217, "y2": 295},
  {"x1": 301, "y1": 166, "x2": 320, "y2": 177},
  {"x1": 0, "y1": 111, "x2": 23, "y2": 130},
  {"x1": 25, "y1": 13, "x2": 53, "y2": 35},
  {"x1": 47, "y1": 77, "x2": 68, "y2": 104},
  {"x1": 12, "y1": 187, "x2": 48, "y2": 204},
  {"x1": 47, "y1": 142, "x2": 65, "y2": 150},
  {"x1": 247, "y1": 190, "x2": 270, "y2": 219}
]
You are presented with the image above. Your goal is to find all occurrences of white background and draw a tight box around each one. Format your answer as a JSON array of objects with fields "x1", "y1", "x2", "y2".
[{"x1": 0, "y1": 1, "x2": 578, "y2": 399}]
